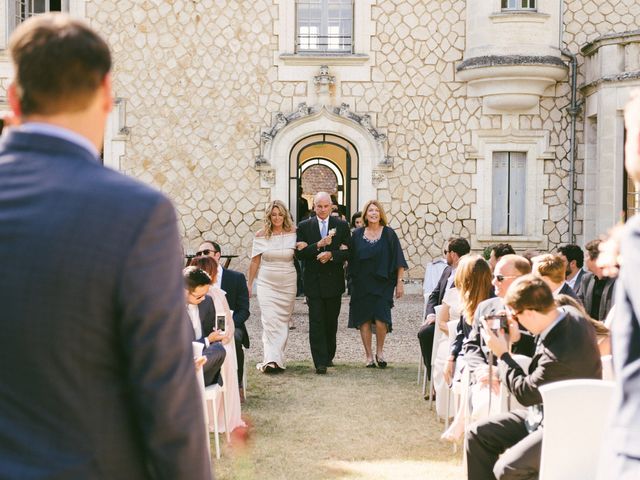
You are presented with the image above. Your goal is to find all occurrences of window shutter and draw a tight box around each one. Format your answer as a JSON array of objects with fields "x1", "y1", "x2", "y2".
[
  {"x1": 509, "y1": 152, "x2": 527, "y2": 235},
  {"x1": 492, "y1": 152, "x2": 509, "y2": 235}
]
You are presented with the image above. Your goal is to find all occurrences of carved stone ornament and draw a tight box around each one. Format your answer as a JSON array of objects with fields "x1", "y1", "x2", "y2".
[
  {"x1": 313, "y1": 65, "x2": 336, "y2": 90},
  {"x1": 260, "y1": 169, "x2": 276, "y2": 187},
  {"x1": 334, "y1": 103, "x2": 388, "y2": 144},
  {"x1": 261, "y1": 103, "x2": 315, "y2": 145},
  {"x1": 372, "y1": 170, "x2": 387, "y2": 187}
]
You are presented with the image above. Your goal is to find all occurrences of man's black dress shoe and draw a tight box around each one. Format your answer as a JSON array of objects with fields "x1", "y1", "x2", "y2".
[{"x1": 316, "y1": 366, "x2": 327, "y2": 374}]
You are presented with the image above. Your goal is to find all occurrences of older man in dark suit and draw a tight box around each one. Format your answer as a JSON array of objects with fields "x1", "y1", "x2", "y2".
[
  {"x1": 296, "y1": 191, "x2": 351, "y2": 374},
  {"x1": 579, "y1": 239, "x2": 617, "y2": 320},
  {"x1": 0, "y1": 15, "x2": 210, "y2": 479},
  {"x1": 466, "y1": 276, "x2": 601, "y2": 480}
]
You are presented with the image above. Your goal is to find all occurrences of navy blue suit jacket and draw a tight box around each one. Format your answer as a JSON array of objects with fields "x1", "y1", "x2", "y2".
[
  {"x1": 220, "y1": 268, "x2": 251, "y2": 347},
  {"x1": 610, "y1": 215, "x2": 640, "y2": 458},
  {"x1": 0, "y1": 130, "x2": 210, "y2": 479}
]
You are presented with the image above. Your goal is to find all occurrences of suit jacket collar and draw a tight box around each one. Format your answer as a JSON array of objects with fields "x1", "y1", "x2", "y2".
[{"x1": 0, "y1": 129, "x2": 100, "y2": 165}]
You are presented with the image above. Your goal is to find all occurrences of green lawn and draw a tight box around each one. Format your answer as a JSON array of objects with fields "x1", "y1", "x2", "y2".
[{"x1": 213, "y1": 362, "x2": 464, "y2": 480}]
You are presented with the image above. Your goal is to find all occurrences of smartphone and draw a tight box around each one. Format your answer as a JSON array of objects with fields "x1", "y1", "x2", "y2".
[
  {"x1": 215, "y1": 314, "x2": 226, "y2": 333},
  {"x1": 0, "y1": 118, "x2": 4, "y2": 135},
  {"x1": 484, "y1": 313, "x2": 508, "y2": 334}
]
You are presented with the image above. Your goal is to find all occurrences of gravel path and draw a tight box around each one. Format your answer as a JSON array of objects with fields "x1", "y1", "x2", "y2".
[{"x1": 244, "y1": 293, "x2": 425, "y2": 366}]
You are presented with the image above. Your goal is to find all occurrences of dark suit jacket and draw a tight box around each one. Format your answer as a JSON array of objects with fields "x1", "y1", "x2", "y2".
[
  {"x1": 570, "y1": 269, "x2": 586, "y2": 297},
  {"x1": 578, "y1": 271, "x2": 617, "y2": 320},
  {"x1": 0, "y1": 130, "x2": 210, "y2": 479},
  {"x1": 499, "y1": 310, "x2": 602, "y2": 407},
  {"x1": 220, "y1": 268, "x2": 251, "y2": 348},
  {"x1": 557, "y1": 282, "x2": 580, "y2": 301},
  {"x1": 196, "y1": 295, "x2": 216, "y2": 342},
  {"x1": 610, "y1": 215, "x2": 640, "y2": 457},
  {"x1": 296, "y1": 215, "x2": 351, "y2": 298},
  {"x1": 425, "y1": 265, "x2": 453, "y2": 316}
]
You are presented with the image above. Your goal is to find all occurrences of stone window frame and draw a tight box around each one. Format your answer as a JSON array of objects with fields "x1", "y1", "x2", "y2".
[
  {"x1": 470, "y1": 130, "x2": 552, "y2": 249},
  {"x1": 274, "y1": 0, "x2": 375, "y2": 81}
]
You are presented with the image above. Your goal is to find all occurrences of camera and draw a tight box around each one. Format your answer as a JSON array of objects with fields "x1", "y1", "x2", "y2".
[
  {"x1": 215, "y1": 314, "x2": 226, "y2": 333},
  {"x1": 484, "y1": 313, "x2": 508, "y2": 334}
]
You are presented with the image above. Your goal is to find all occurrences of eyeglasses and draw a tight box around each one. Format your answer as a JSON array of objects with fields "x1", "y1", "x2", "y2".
[
  {"x1": 196, "y1": 249, "x2": 218, "y2": 256},
  {"x1": 493, "y1": 274, "x2": 519, "y2": 282},
  {"x1": 508, "y1": 308, "x2": 523, "y2": 322}
]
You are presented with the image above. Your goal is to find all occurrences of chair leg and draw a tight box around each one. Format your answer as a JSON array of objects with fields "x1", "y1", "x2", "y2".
[
  {"x1": 209, "y1": 397, "x2": 221, "y2": 460},
  {"x1": 421, "y1": 366, "x2": 428, "y2": 398},
  {"x1": 417, "y1": 353, "x2": 423, "y2": 385},
  {"x1": 222, "y1": 389, "x2": 231, "y2": 443},
  {"x1": 242, "y1": 349, "x2": 248, "y2": 398}
]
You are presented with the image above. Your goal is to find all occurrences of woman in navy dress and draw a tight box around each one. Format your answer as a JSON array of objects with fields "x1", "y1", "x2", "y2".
[{"x1": 348, "y1": 200, "x2": 408, "y2": 368}]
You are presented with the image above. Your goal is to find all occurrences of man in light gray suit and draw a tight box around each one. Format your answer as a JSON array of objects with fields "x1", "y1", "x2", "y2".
[{"x1": 0, "y1": 14, "x2": 211, "y2": 479}]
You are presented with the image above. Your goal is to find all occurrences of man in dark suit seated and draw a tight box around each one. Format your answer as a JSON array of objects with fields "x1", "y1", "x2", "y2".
[
  {"x1": 532, "y1": 253, "x2": 580, "y2": 301},
  {"x1": 557, "y1": 243, "x2": 587, "y2": 297},
  {"x1": 184, "y1": 267, "x2": 226, "y2": 387},
  {"x1": 0, "y1": 14, "x2": 211, "y2": 478},
  {"x1": 418, "y1": 237, "x2": 470, "y2": 389},
  {"x1": 579, "y1": 239, "x2": 617, "y2": 321},
  {"x1": 466, "y1": 275, "x2": 602, "y2": 480},
  {"x1": 197, "y1": 240, "x2": 250, "y2": 398}
]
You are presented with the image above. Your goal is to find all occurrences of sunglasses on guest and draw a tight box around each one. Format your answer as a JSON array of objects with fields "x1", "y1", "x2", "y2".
[
  {"x1": 493, "y1": 274, "x2": 519, "y2": 282},
  {"x1": 196, "y1": 249, "x2": 219, "y2": 256}
]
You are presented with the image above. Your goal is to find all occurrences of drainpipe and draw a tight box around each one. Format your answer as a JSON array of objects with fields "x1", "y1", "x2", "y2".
[{"x1": 561, "y1": 48, "x2": 580, "y2": 244}]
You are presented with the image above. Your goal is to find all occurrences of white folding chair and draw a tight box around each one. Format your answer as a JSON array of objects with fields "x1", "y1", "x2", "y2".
[
  {"x1": 417, "y1": 293, "x2": 428, "y2": 385},
  {"x1": 242, "y1": 346, "x2": 248, "y2": 397},
  {"x1": 539, "y1": 379, "x2": 615, "y2": 480},
  {"x1": 426, "y1": 305, "x2": 444, "y2": 407},
  {"x1": 192, "y1": 342, "x2": 212, "y2": 462},
  {"x1": 498, "y1": 354, "x2": 532, "y2": 412},
  {"x1": 203, "y1": 365, "x2": 230, "y2": 459},
  {"x1": 600, "y1": 354, "x2": 614, "y2": 381}
]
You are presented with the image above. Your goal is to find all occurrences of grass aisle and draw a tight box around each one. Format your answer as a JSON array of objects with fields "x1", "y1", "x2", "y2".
[{"x1": 214, "y1": 361, "x2": 464, "y2": 480}]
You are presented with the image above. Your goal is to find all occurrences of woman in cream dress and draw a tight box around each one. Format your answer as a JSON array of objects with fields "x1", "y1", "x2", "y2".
[
  {"x1": 189, "y1": 255, "x2": 245, "y2": 433},
  {"x1": 247, "y1": 200, "x2": 298, "y2": 373}
]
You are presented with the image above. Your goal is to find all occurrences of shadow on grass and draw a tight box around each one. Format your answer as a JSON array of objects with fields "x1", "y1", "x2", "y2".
[{"x1": 214, "y1": 362, "x2": 464, "y2": 480}]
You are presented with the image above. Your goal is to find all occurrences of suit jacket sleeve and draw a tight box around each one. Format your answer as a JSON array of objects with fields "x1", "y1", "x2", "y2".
[
  {"x1": 116, "y1": 196, "x2": 211, "y2": 479},
  {"x1": 296, "y1": 221, "x2": 320, "y2": 260},
  {"x1": 463, "y1": 312, "x2": 487, "y2": 373},
  {"x1": 426, "y1": 269, "x2": 448, "y2": 316},
  {"x1": 232, "y1": 272, "x2": 250, "y2": 326},
  {"x1": 330, "y1": 221, "x2": 351, "y2": 263},
  {"x1": 500, "y1": 349, "x2": 573, "y2": 407}
]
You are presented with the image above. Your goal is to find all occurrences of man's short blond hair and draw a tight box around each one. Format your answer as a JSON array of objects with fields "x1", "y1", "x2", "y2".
[{"x1": 532, "y1": 254, "x2": 566, "y2": 284}]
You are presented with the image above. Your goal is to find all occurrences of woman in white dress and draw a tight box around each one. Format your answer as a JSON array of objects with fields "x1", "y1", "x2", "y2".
[
  {"x1": 247, "y1": 200, "x2": 298, "y2": 373},
  {"x1": 189, "y1": 255, "x2": 245, "y2": 433}
]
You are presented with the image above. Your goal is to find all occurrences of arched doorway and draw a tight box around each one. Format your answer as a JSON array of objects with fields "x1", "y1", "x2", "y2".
[{"x1": 289, "y1": 134, "x2": 359, "y2": 223}]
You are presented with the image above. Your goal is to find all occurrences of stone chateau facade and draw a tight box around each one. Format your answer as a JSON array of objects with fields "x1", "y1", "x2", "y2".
[{"x1": 1, "y1": 0, "x2": 639, "y2": 284}]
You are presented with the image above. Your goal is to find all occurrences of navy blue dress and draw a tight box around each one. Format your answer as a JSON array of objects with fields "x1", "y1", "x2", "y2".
[{"x1": 348, "y1": 226, "x2": 408, "y2": 332}]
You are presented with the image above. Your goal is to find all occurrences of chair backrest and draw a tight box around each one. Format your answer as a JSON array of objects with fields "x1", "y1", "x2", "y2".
[
  {"x1": 430, "y1": 305, "x2": 445, "y2": 364},
  {"x1": 600, "y1": 355, "x2": 614, "y2": 381},
  {"x1": 538, "y1": 379, "x2": 615, "y2": 480}
]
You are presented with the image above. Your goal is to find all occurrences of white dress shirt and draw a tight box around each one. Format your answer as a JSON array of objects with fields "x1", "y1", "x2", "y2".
[
  {"x1": 187, "y1": 304, "x2": 203, "y2": 341},
  {"x1": 215, "y1": 264, "x2": 224, "y2": 289},
  {"x1": 317, "y1": 216, "x2": 329, "y2": 237}
]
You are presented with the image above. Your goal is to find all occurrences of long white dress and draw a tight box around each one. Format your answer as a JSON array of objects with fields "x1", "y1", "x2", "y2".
[
  {"x1": 434, "y1": 287, "x2": 462, "y2": 417},
  {"x1": 252, "y1": 232, "x2": 297, "y2": 371},
  {"x1": 209, "y1": 286, "x2": 245, "y2": 433}
]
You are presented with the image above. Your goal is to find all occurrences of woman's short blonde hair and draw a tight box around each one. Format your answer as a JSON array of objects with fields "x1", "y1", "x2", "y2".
[
  {"x1": 262, "y1": 200, "x2": 293, "y2": 238},
  {"x1": 361, "y1": 199, "x2": 388, "y2": 227}
]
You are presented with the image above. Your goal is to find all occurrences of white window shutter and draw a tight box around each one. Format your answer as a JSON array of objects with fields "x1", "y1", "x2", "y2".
[
  {"x1": 509, "y1": 152, "x2": 527, "y2": 235},
  {"x1": 492, "y1": 152, "x2": 509, "y2": 235}
]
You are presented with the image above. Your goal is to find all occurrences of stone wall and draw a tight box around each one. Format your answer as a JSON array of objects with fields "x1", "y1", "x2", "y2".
[{"x1": 1, "y1": 1, "x2": 638, "y2": 279}]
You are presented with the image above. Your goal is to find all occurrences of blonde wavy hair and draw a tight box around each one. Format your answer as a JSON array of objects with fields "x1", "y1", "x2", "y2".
[
  {"x1": 454, "y1": 254, "x2": 493, "y2": 325},
  {"x1": 262, "y1": 200, "x2": 293, "y2": 238}
]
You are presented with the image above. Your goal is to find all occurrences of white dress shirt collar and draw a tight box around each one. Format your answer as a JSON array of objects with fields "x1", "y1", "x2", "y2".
[{"x1": 18, "y1": 122, "x2": 100, "y2": 158}]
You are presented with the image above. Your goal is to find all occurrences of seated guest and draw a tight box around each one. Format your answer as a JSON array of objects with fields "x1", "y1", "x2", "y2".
[
  {"x1": 532, "y1": 253, "x2": 580, "y2": 300},
  {"x1": 350, "y1": 211, "x2": 363, "y2": 231},
  {"x1": 579, "y1": 239, "x2": 617, "y2": 321},
  {"x1": 556, "y1": 294, "x2": 610, "y2": 356},
  {"x1": 465, "y1": 275, "x2": 602, "y2": 480},
  {"x1": 418, "y1": 237, "x2": 470, "y2": 392},
  {"x1": 488, "y1": 243, "x2": 515, "y2": 272},
  {"x1": 189, "y1": 256, "x2": 245, "y2": 433},
  {"x1": 196, "y1": 240, "x2": 250, "y2": 400},
  {"x1": 440, "y1": 255, "x2": 494, "y2": 442},
  {"x1": 557, "y1": 243, "x2": 587, "y2": 297},
  {"x1": 184, "y1": 267, "x2": 226, "y2": 387}
]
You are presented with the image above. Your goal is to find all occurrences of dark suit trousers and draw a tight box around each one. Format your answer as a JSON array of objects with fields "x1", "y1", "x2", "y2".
[
  {"x1": 466, "y1": 410, "x2": 542, "y2": 480},
  {"x1": 234, "y1": 329, "x2": 245, "y2": 385},
  {"x1": 418, "y1": 322, "x2": 435, "y2": 378},
  {"x1": 203, "y1": 342, "x2": 226, "y2": 387},
  {"x1": 307, "y1": 295, "x2": 341, "y2": 368}
]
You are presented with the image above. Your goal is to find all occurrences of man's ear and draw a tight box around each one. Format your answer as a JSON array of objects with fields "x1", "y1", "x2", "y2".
[
  {"x1": 7, "y1": 83, "x2": 22, "y2": 117},
  {"x1": 101, "y1": 73, "x2": 113, "y2": 114}
]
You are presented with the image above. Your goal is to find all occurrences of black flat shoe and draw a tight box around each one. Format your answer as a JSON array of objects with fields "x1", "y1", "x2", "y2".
[
  {"x1": 316, "y1": 366, "x2": 327, "y2": 374},
  {"x1": 366, "y1": 361, "x2": 377, "y2": 368},
  {"x1": 375, "y1": 355, "x2": 387, "y2": 369}
]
